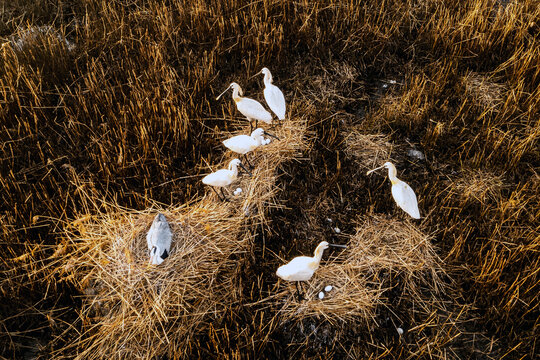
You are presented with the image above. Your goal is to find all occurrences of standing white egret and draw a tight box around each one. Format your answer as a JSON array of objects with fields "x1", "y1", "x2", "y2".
[
  {"x1": 366, "y1": 162, "x2": 421, "y2": 219},
  {"x1": 276, "y1": 241, "x2": 346, "y2": 299},
  {"x1": 202, "y1": 158, "x2": 251, "y2": 201},
  {"x1": 147, "y1": 213, "x2": 172, "y2": 265},
  {"x1": 216, "y1": 82, "x2": 272, "y2": 132},
  {"x1": 222, "y1": 128, "x2": 279, "y2": 168},
  {"x1": 258, "y1": 67, "x2": 286, "y2": 122}
]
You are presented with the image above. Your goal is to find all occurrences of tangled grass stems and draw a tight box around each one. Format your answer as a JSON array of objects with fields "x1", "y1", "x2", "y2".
[
  {"x1": 0, "y1": 0, "x2": 539, "y2": 358},
  {"x1": 44, "y1": 114, "x2": 306, "y2": 358}
]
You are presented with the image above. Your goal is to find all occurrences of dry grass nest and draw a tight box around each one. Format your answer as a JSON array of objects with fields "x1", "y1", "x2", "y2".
[
  {"x1": 343, "y1": 129, "x2": 396, "y2": 172},
  {"x1": 451, "y1": 169, "x2": 505, "y2": 205},
  {"x1": 462, "y1": 72, "x2": 507, "y2": 111},
  {"x1": 49, "y1": 115, "x2": 307, "y2": 359},
  {"x1": 274, "y1": 214, "x2": 444, "y2": 327}
]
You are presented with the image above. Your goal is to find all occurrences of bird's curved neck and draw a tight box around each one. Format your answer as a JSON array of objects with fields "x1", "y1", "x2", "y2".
[
  {"x1": 313, "y1": 244, "x2": 326, "y2": 263},
  {"x1": 387, "y1": 164, "x2": 399, "y2": 184},
  {"x1": 228, "y1": 163, "x2": 239, "y2": 177},
  {"x1": 263, "y1": 71, "x2": 273, "y2": 85},
  {"x1": 232, "y1": 86, "x2": 242, "y2": 102}
]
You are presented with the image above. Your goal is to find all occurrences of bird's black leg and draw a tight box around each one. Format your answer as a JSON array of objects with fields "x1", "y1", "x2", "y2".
[
  {"x1": 220, "y1": 188, "x2": 229, "y2": 202},
  {"x1": 254, "y1": 119, "x2": 258, "y2": 130},
  {"x1": 243, "y1": 154, "x2": 254, "y2": 170},
  {"x1": 249, "y1": 120, "x2": 254, "y2": 133},
  {"x1": 210, "y1": 187, "x2": 225, "y2": 202}
]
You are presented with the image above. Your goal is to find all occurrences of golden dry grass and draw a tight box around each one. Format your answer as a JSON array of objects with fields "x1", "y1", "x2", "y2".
[
  {"x1": 55, "y1": 203, "x2": 248, "y2": 359},
  {"x1": 344, "y1": 131, "x2": 395, "y2": 171},
  {"x1": 40, "y1": 116, "x2": 307, "y2": 359},
  {"x1": 273, "y1": 215, "x2": 443, "y2": 330},
  {"x1": 1, "y1": 0, "x2": 539, "y2": 358}
]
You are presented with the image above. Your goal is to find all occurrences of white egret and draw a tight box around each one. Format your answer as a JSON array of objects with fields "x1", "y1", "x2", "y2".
[
  {"x1": 256, "y1": 67, "x2": 286, "y2": 122},
  {"x1": 146, "y1": 213, "x2": 172, "y2": 265},
  {"x1": 202, "y1": 158, "x2": 251, "y2": 201},
  {"x1": 216, "y1": 82, "x2": 272, "y2": 132},
  {"x1": 222, "y1": 128, "x2": 279, "y2": 168},
  {"x1": 276, "y1": 241, "x2": 346, "y2": 299},
  {"x1": 366, "y1": 162, "x2": 421, "y2": 219}
]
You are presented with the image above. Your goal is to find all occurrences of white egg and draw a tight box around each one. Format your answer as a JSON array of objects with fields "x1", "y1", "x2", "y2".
[
  {"x1": 334, "y1": 227, "x2": 341, "y2": 233},
  {"x1": 397, "y1": 327, "x2": 404, "y2": 335},
  {"x1": 318, "y1": 292, "x2": 324, "y2": 299},
  {"x1": 324, "y1": 285, "x2": 333, "y2": 292}
]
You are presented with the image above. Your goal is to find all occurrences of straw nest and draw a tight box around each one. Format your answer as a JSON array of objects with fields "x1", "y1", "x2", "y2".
[
  {"x1": 462, "y1": 73, "x2": 507, "y2": 111},
  {"x1": 274, "y1": 214, "x2": 444, "y2": 328},
  {"x1": 51, "y1": 115, "x2": 307, "y2": 359},
  {"x1": 451, "y1": 169, "x2": 505, "y2": 205},
  {"x1": 343, "y1": 129, "x2": 395, "y2": 171}
]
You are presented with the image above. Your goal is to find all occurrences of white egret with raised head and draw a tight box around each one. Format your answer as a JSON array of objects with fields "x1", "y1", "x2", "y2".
[
  {"x1": 276, "y1": 241, "x2": 346, "y2": 299},
  {"x1": 216, "y1": 82, "x2": 272, "y2": 132},
  {"x1": 367, "y1": 161, "x2": 421, "y2": 219},
  {"x1": 256, "y1": 67, "x2": 286, "y2": 122}
]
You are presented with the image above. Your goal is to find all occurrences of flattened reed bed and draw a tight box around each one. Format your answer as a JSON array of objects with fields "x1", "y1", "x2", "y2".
[
  {"x1": 343, "y1": 130, "x2": 395, "y2": 172},
  {"x1": 206, "y1": 113, "x2": 308, "y2": 229},
  {"x1": 274, "y1": 215, "x2": 444, "y2": 329},
  {"x1": 55, "y1": 203, "x2": 247, "y2": 359},
  {"x1": 48, "y1": 116, "x2": 307, "y2": 359}
]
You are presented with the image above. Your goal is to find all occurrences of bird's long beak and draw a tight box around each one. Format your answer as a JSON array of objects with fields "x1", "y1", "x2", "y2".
[
  {"x1": 329, "y1": 244, "x2": 347, "y2": 248},
  {"x1": 366, "y1": 164, "x2": 386, "y2": 175},
  {"x1": 263, "y1": 131, "x2": 280, "y2": 140},
  {"x1": 239, "y1": 162, "x2": 252, "y2": 176},
  {"x1": 216, "y1": 85, "x2": 231, "y2": 100},
  {"x1": 248, "y1": 70, "x2": 262, "y2": 80}
]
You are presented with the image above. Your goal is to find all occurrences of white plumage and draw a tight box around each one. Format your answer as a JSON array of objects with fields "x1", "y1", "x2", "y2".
[
  {"x1": 260, "y1": 68, "x2": 286, "y2": 120},
  {"x1": 202, "y1": 158, "x2": 247, "y2": 188},
  {"x1": 367, "y1": 162, "x2": 421, "y2": 219},
  {"x1": 222, "y1": 128, "x2": 279, "y2": 169},
  {"x1": 216, "y1": 82, "x2": 272, "y2": 129},
  {"x1": 276, "y1": 241, "x2": 330, "y2": 282},
  {"x1": 202, "y1": 158, "x2": 250, "y2": 201},
  {"x1": 223, "y1": 128, "x2": 266, "y2": 155},
  {"x1": 391, "y1": 181, "x2": 420, "y2": 219},
  {"x1": 146, "y1": 213, "x2": 172, "y2": 265}
]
